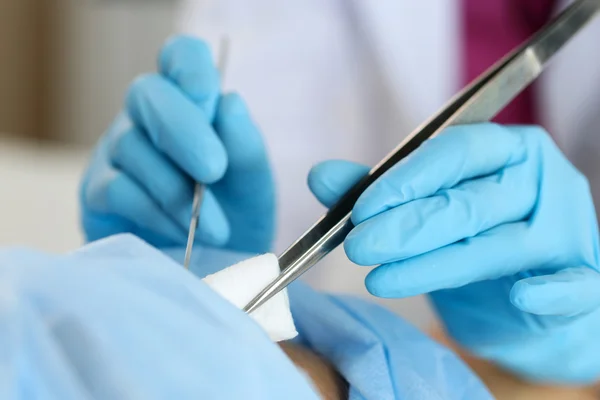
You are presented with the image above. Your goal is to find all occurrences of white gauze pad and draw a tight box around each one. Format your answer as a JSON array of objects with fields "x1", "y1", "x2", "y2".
[{"x1": 202, "y1": 253, "x2": 298, "y2": 342}]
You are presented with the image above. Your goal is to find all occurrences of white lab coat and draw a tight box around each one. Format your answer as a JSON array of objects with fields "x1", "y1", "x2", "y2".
[{"x1": 177, "y1": 0, "x2": 600, "y2": 325}]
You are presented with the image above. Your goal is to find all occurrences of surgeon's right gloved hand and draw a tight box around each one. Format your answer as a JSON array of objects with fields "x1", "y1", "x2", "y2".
[
  {"x1": 80, "y1": 36, "x2": 275, "y2": 254},
  {"x1": 308, "y1": 123, "x2": 600, "y2": 384}
]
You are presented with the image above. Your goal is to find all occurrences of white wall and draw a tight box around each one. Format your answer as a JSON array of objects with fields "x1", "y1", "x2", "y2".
[
  {"x1": 50, "y1": 0, "x2": 179, "y2": 145},
  {"x1": 0, "y1": 135, "x2": 87, "y2": 252}
]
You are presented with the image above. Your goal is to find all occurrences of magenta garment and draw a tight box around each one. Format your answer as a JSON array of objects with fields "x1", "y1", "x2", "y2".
[{"x1": 462, "y1": 0, "x2": 556, "y2": 125}]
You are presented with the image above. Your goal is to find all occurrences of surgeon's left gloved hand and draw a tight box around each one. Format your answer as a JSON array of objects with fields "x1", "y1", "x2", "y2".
[
  {"x1": 0, "y1": 235, "x2": 317, "y2": 400},
  {"x1": 308, "y1": 123, "x2": 600, "y2": 384},
  {"x1": 80, "y1": 36, "x2": 275, "y2": 254}
]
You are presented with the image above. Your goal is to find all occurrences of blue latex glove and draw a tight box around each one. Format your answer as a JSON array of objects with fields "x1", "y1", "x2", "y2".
[
  {"x1": 308, "y1": 123, "x2": 600, "y2": 383},
  {"x1": 80, "y1": 36, "x2": 275, "y2": 253},
  {"x1": 0, "y1": 235, "x2": 318, "y2": 400},
  {"x1": 166, "y1": 247, "x2": 492, "y2": 400}
]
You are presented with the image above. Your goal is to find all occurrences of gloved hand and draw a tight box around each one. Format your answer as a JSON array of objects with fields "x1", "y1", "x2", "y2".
[
  {"x1": 0, "y1": 235, "x2": 317, "y2": 400},
  {"x1": 80, "y1": 36, "x2": 275, "y2": 253},
  {"x1": 308, "y1": 123, "x2": 600, "y2": 383}
]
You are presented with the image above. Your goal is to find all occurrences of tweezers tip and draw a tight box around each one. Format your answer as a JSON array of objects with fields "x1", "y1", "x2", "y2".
[{"x1": 243, "y1": 279, "x2": 283, "y2": 314}]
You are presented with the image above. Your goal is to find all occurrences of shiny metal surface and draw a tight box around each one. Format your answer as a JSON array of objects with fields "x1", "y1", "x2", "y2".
[
  {"x1": 183, "y1": 37, "x2": 230, "y2": 270},
  {"x1": 243, "y1": 0, "x2": 600, "y2": 313},
  {"x1": 183, "y1": 185, "x2": 205, "y2": 269}
]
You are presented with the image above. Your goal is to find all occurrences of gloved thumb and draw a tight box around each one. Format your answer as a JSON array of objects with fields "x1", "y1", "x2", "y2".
[
  {"x1": 159, "y1": 35, "x2": 220, "y2": 120},
  {"x1": 307, "y1": 160, "x2": 369, "y2": 208},
  {"x1": 510, "y1": 267, "x2": 600, "y2": 317}
]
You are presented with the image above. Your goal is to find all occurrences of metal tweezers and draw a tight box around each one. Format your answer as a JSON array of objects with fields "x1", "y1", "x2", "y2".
[{"x1": 243, "y1": 0, "x2": 600, "y2": 313}]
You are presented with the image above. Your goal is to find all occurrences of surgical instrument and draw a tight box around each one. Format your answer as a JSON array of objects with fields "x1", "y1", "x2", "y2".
[
  {"x1": 184, "y1": 37, "x2": 230, "y2": 270},
  {"x1": 243, "y1": 0, "x2": 600, "y2": 313}
]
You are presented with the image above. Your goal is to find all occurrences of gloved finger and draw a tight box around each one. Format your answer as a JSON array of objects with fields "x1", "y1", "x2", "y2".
[
  {"x1": 158, "y1": 35, "x2": 220, "y2": 120},
  {"x1": 83, "y1": 168, "x2": 187, "y2": 244},
  {"x1": 80, "y1": 122, "x2": 137, "y2": 242},
  {"x1": 307, "y1": 160, "x2": 370, "y2": 208},
  {"x1": 510, "y1": 267, "x2": 600, "y2": 317},
  {"x1": 211, "y1": 93, "x2": 275, "y2": 252},
  {"x1": 352, "y1": 123, "x2": 528, "y2": 225},
  {"x1": 364, "y1": 222, "x2": 542, "y2": 298},
  {"x1": 110, "y1": 124, "x2": 229, "y2": 246},
  {"x1": 214, "y1": 93, "x2": 271, "y2": 187},
  {"x1": 81, "y1": 209, "x2": 136, "y2": 243},
  {"x1": 126, "y1": 74, "x2": 227, "y2": 184},
  {"x1": 345, "y1": 165, "x2": 537, "y2": 266}
]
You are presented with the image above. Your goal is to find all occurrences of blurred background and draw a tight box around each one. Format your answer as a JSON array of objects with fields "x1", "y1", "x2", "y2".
[{"x1": 0, "y1": 0, "x2": 177, "y2": 251}]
